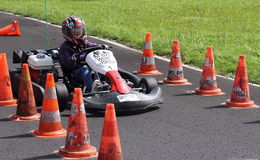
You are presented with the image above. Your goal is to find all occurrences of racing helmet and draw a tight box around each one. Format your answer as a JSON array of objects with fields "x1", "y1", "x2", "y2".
[{"x1": 62, "y1": 16, "x2": 86, "y2": 44}]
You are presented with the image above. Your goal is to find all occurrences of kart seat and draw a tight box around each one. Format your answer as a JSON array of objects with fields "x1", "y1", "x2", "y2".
[
  {"x1": 60, "y1": 65, "x2": 84, "y2": 92},
  {"x1": 55, "y1": 48, "x2": 84, "y2": 93}
]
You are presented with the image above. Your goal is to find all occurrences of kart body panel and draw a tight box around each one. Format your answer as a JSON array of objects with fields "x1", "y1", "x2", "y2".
[{"x1": 84, "y1": 87, "x2": 162, "y2": 111}]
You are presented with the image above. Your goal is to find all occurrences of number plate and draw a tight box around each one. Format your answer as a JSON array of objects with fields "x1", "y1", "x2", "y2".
[{"x1": 117, "y1": 94, "x2": 139, "y2": 102}]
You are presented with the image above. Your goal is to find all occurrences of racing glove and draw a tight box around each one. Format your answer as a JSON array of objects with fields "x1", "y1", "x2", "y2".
[
  {"x1": 72, "y1": 53, "x2": 87, "y2": 64},
  {"x1": 78, "y1": 53, "x2": 87, "y2": 62},
  {"x1": 71, "y1": 54, "x2": 78, "y2": 62},
  {"x1": 101, "y1": 44, "x2": 110, "y2": 50}
]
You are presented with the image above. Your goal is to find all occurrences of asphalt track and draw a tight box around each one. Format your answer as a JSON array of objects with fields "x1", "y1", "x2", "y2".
[{"x1": 1, "y1": 12, "x2": 260, "y2": 160}]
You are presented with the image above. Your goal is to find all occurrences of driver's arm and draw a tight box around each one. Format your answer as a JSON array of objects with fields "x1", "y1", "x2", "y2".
[
  {"x1": 59, "y1": 43, "x2": 77, "y2": 71},
  {"x1": 85, "y1": 40, "x2": 110, "y2": 50},
  {"x1": 84, "y1": 40, "x2": 102, "y2": 48}
]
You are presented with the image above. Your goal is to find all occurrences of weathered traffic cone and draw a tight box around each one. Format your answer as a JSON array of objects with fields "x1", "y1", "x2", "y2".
[
  {"x1": 0, "y1": 20, "x2": 21, "y2": 36},
  {"x1": 0, "y1": 53, "x2": 17, "y2": 106},
  {"x1": 133, "y1": 32, "x2": 162, "y2": 75},
  {"x1": 9, "y1": 64, "x2": 40, "y2": 122},
  {"x1": 163, "y1": 40, "x2": 191, "y2": 85},
  {"x1": 225, "y1": 55, "x2": 258, "y2": 108},
  {"x1": 55, "y1": 88, "x2": 98, "y2": 159},
  {"x1": 195, "y1": 47, "x2": 224, "y2": 96},
  {"x1": 98, "y1": 103, "x2": 122, "y2": 160},
  {"x1": 30, "y1": 73, "x2": 67, "y2": 138}
]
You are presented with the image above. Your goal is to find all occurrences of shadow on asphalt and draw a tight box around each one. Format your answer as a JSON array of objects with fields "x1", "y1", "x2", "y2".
[
  {"x1": 61, "y1": 106, "x2": 160, "y2": 118},
  {"x1": 204, "y1": 105, "x2": 229, "y2": 109},
  {"x1": 23, "y1": 154, "x2": 59, "y2": 160},
  {"x1": 0, "y1": 118, "x2": 11, "y2": 122},
  {"x1": 1, "y1": 133, "x2": 32, "y2": 139},
  {"x1": 243, "y1": 120, "x2": 260, "y2": 124},
  {"x1": 174, "y1": 90, "x2": 197, "y2": 96},
  {"x1": 116, "y1": 106, "x2": 160, "y2": 117},
  {"x1": 174, "y1": 93, "x2": 196, "y2": 96}
]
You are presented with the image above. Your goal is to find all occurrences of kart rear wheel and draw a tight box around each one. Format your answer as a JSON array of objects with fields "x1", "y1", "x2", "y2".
[
  {"x1": 10, "y1": 69, "x2": 45, "y2": 106},
  {"x1": 55, "y1": 82, "x2": 69, "y2": 112},
  {"x1": 139, "y1": 77, "x2": 158, "y2": 94},
  {"x1": 32, "y1": 82, "x2": 44, "y2": 106},
  {"x1": 9, "y1": 69, "x2": 21, "y2": 98}
]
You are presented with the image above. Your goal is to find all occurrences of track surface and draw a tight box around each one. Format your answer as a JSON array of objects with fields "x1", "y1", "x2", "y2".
[{"x1": 1, "y1": 13, "x2": 260, "y2": 160}]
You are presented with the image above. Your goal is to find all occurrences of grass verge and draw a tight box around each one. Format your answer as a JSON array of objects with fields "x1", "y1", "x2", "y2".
[{"x1": 0, "y1": 0, "x2": 259, "y2": 83}]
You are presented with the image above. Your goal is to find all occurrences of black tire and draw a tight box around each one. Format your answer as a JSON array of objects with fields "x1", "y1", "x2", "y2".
[
  {"x1": 10, "y1": 71, "x2": 45, "y2": 106},
  {"x1": 9, "y1": 69, "x2": 21, "y2": 98},
  {"x1": 31, "y1": 82, "x2": 45, "y2": 106},
  {"x1": 118, "y1": 68, "x2": 141, "y2": 87},
  {"x1": 55, "y1": 82, "x2": 69, "y2": 112},
  {"x1": 139, "y1": 77, "x2": 158, "y2": 94}
]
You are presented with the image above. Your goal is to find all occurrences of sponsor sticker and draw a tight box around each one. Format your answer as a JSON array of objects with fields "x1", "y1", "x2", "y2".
[{"x1": 93, "y1": 50, "x2": 115, "y2": 65}]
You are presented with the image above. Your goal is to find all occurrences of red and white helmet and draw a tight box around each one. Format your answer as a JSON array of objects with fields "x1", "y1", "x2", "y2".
[{"x1": 62, "y1": 16, "x2": 86, "y2": 44}]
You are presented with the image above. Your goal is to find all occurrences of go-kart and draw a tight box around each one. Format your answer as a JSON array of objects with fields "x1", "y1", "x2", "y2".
[{"x1": 10, "y1": 46, "x2": 163, "y2": 112}]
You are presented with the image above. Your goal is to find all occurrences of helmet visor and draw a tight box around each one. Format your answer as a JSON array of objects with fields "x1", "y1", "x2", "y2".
[{"x1": 71, "y1": 27, "x2": 84, "y2": 39}]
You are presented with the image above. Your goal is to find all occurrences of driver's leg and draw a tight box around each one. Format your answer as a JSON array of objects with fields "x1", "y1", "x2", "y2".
[{"x1": 74, "y1": 65, "x2": 93, "y2": 91}]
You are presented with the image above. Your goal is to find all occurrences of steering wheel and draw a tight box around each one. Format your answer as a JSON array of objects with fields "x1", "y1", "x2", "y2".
[
  {"x1": 75, "y1": 46, "x2": 105, "y2": 65},
  {"x1": 77, "y1": 46, "x2": 105, "y2": 56}
]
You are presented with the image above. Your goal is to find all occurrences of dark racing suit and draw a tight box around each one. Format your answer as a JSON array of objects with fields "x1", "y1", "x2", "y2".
[{"x1": 59, "y1": 40, "x2": 101, "y2": 90}]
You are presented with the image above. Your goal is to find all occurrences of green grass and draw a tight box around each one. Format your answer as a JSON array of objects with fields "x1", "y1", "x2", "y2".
[{"x1": 0, "y1": 0, "x2": 259, "y2": 83}]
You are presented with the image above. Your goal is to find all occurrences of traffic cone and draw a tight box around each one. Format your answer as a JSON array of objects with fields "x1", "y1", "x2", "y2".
[
  {"x1": 225, "y1": 55, "x2": 258, "y2": 108},
  {"x1": 195, "y1": 47, "x2": 224, "y2": 96},
  {"x1": 30, "y1": 73, "x2": 67, "y2": 138},
  {"x1": 0, "y1": 20, "x2": 21, "y2": 36},
  {"x1": 98, "y1": 103, "x2": 122, "y2": 160},
  {"x1": 55, "y1": 88, "x2": 98, "y2": 159},
  {"x1": 0, "y1": 53, "x2": 17, "y2": 106},
  {"x1": 9, "y1": 64, "x2": 40, "y2": 122},
  {"x1": 163, "y1": 40, "x2": 191, "y2": 85},
  {"x1": 133, "y1": 32, "x2": 162, "y2": 75}
]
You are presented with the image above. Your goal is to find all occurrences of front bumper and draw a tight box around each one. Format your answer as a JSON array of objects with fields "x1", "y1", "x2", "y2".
[{"x1": 83, "y1": 87, "x2": 163, "y2": 112}]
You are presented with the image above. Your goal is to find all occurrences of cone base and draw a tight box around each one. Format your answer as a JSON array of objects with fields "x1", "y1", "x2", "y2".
[
  {"x1": 195, "y1": 88, "x2": 225, "y2": 96},
  {"x1": 30, "y1": 128, "x2": 67, "y2": 138},
  {"x1": 163, "y1": 78, "x2": 191, "y2": 85},
  {"x1": 2, "y1": 33, "x2": 21, "y2": 36},
  {"x1": 8, "y1": 113, "x2": 40, "y2": 122},
  {"x1": 225, "y1": 99, "x2": 258, "y2": 108},
  {"x1": 133, "y1": 70, "x2": 163, "y2": 75},
  {"x1": 55, "y1": 146, "x2": 98, "y2": 159},
  {"x1": 0, "y1": 99, "x2": 17, "y2": 107}
]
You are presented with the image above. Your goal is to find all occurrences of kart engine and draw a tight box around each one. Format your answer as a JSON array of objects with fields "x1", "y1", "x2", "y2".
[{"x1": 27, "y1": 53, "x2": 57, "y2": 85}]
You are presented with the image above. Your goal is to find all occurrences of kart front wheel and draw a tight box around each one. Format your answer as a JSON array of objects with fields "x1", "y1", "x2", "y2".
[{"x1": 139, "y1": 77, "x2": 158, "y2": 94}]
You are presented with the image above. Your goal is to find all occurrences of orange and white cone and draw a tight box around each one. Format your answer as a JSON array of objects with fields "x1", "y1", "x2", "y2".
[
  {"x1": 195, "y1": 47, "x2": 224, "y2": 96},
  {"x1": 0, "y1": 20, "x2": 21, "y2": 36},
  {"x1": 98, "y1": 103, "x2": 122, "y2": 160},
  {"x1": 30, "y1": 73, "x2": 67, "y2": 138},
  {"x1": 0, "y1": 53, "x2": 17, "y2": 106},
  {"x1": 55, "y1": 88, "x2": 98, "y2": 159},
  {"x1": 225, "y1": 55, "x2": 258, "y2": 108},
  {"x1": 133, "y1": 32, "x2": 162, "y2": 75},
  {"x1": 163, "y1": 40, "x2": 191, "y2": 85},
  {"x1": 9, "y1": 64, "x2": 40, "y2": 122}
]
